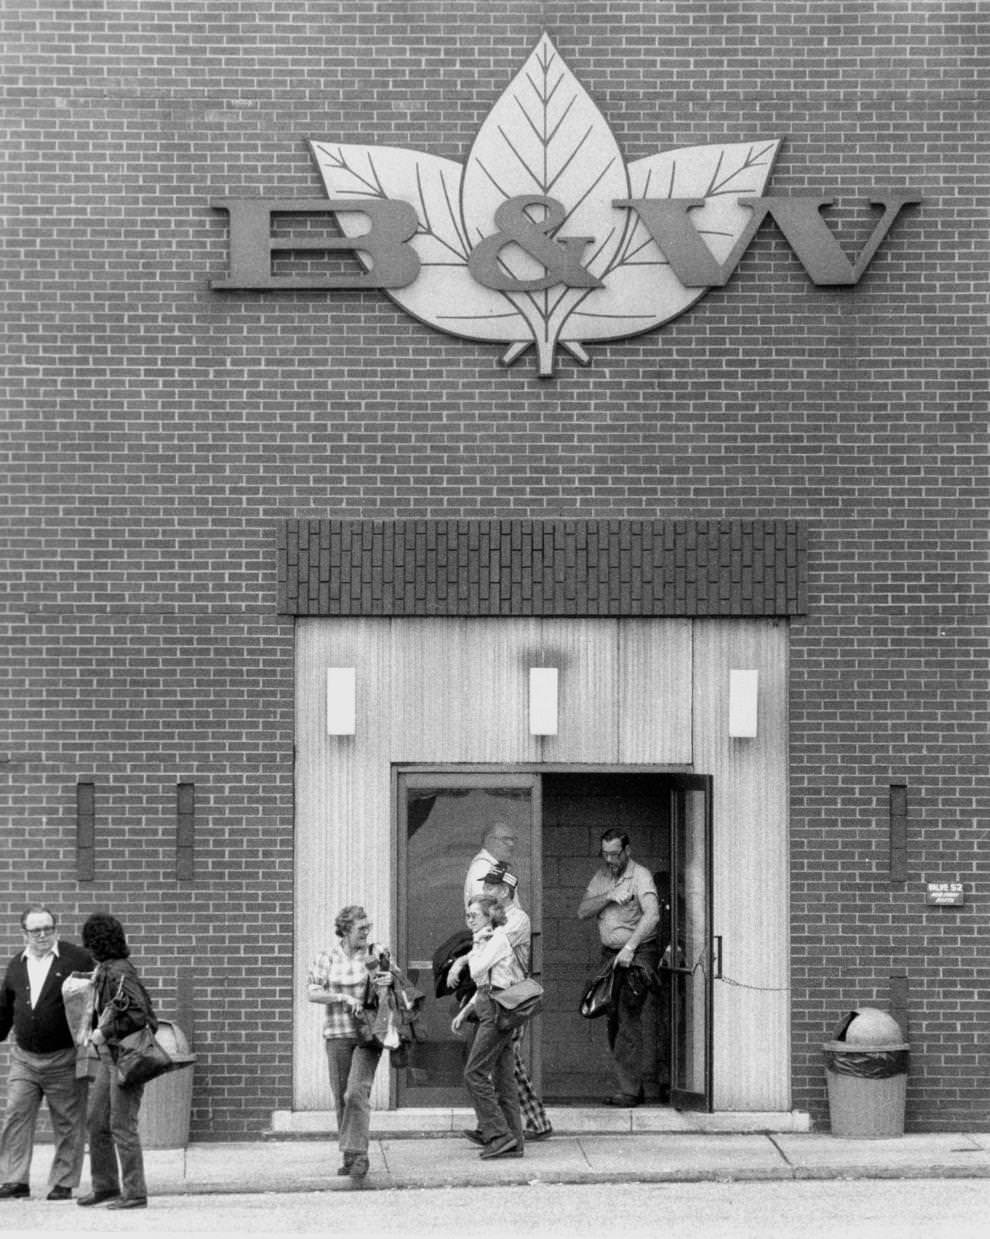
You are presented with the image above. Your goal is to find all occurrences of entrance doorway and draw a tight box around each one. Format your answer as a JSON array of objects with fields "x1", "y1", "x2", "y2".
[{"x1": 397, "y1": 769, "x2": 712, "y2": 1111}]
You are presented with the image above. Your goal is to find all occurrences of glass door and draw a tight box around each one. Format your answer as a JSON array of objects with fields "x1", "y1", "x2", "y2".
[
  {"x1": 667, "y1": 776, "x2": 713, "y2": 1111},
  {"x1": 396, "y1": 772, "x2": 541, "y2": 1106}
]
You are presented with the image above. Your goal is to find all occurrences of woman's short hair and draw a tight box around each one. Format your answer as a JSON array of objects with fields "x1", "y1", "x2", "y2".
[
  {"x1": 467, "y1": 895, "x2": 506, "y2": 927},
  {"x1": 81, "y1": 913, "x2": 130, "y2": 961},
  {"x1": 334, "y1": 905, "x2": 368, "y2": 939}
]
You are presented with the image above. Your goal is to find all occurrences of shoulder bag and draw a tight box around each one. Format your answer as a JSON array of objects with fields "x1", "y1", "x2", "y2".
[
  {"x1": 490, "y1": 943, "x2": 544, "y2": 1032},
  {"x1": 116, "y1": 1024, "x2": 174, "y2": 1089},
  {"x1": 107, "y1": 971, "x2": 174, "y2": 1089}
]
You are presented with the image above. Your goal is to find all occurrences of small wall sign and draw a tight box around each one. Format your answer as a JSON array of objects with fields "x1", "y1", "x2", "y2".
[{"x1": 925, "y1": 882, "x2": 965, "y2": 906}]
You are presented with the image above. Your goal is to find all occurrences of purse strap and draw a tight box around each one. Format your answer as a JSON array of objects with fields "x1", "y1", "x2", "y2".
[{"x1": 508, "y1": 941, "x2": 532, "y2": 979}]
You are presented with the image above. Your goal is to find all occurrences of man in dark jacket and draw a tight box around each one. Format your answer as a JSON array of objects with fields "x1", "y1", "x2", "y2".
[{"x1": 0, "y1": 905, "x2": 93, "y2": 1201}]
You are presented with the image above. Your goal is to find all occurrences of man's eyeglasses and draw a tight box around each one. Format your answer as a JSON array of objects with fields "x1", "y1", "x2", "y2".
[
  {"x1": 25, "y1": 926, "x2": 55, "y2": 937},
  {"x1": 601, "y1": 849, "x2": 625, "y2": 860}
]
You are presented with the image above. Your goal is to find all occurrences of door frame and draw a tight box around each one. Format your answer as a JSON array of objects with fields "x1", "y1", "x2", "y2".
[
  {"x1": 667, "y1": 774, "x2": 714, "y2": 1112},
  {"x1": 393, "y1": 763, "x2": 711, "y2": 1110},
  {"x1": 394, "y1": 769, "x2": 543, "y2": 1106}
]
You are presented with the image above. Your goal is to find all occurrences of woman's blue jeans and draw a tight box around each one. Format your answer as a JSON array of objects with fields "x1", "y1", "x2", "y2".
[
  {"x1": 463, "y1": 991, "x2": 523, "y2": 1148},
  {"x1": 324, "y1": 1038, "x2": 383, "y2": 1157},
  {"x1": 86, "y1": 1054, "x2": 147, "y2": 1201}
]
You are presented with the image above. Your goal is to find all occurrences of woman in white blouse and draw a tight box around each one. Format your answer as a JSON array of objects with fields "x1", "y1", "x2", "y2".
[{"x1": 451, "y1": 895, "x2": 525, "y2": 1159}]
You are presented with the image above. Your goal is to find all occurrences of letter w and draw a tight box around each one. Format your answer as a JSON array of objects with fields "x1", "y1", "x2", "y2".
[{"x1": 615, "y1": 194, "x2": 920, "y2": 287}]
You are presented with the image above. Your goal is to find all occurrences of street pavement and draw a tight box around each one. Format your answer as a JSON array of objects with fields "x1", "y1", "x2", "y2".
[{"x1": 16, "y1": 1125, "x2": 990, "y2": 1198}]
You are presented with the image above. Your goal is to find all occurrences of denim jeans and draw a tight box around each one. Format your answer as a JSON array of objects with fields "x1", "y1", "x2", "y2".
[
  {"x1": 463, "y1": 991, "x2": 523, "y2": 1148},
  {"x1": 324, "y1": 1038, "x2": 383, "y2": 1157},
  {"x1": 86, "y1": 1053, "x2": 146, "y2": 1200}
]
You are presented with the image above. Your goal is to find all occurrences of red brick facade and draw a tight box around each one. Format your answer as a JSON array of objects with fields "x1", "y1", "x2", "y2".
[{"x1": 2, "y1": 2, "x2": 987, "y2": 1135}]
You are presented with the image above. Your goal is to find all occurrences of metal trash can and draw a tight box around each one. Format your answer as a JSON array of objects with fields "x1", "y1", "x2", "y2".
[
  {"x1": 824, "y1": 1008, "x2": 908, "y2": 1139},
  {"x1": 137, "y1": 1020, "x2": 196, "y2": 1149}
]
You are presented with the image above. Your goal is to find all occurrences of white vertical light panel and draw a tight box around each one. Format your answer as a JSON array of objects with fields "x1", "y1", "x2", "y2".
[
  {"x1": 529, "y1": 667, "x2": 559, "y2": 735},
  {"x1": 325, "y1": 667, "x2": 356, "y2": 734},
  {"x1": 728, "y1": 669, "x2": 759, "y2": 738}
]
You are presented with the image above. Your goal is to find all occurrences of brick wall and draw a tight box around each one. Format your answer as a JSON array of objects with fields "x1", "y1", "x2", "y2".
[{"x1": 2, "y1": 1, "x2": 986, "y2": 1133}]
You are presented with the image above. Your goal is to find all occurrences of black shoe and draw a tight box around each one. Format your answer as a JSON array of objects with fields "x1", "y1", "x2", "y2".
[
  {"x1": 46, "y1": 1186, "x2": 73, "y2": 1201},
  {"x1": 479, "y1": 1134, "x2": 519, "y2": 1159},
  {"x1": 0, "y1": 1183, "x2": 29, "y2": 1200},
  {"x1": 347, "y1": 1154, "x2": 369, "y2": 1180},
  {"x1": 525, "y1": 1126, "x2": 553, "y2": 1141},
  {"x1": 77, "y1": 1189, "x2": 121, "y2": 1207},
  {"x1": 106, "y1": 1197, "x2": 147, "y2": 1210},
  {"x1": 462, "y1": 1128, "x2": 487, "y2": 1146}
]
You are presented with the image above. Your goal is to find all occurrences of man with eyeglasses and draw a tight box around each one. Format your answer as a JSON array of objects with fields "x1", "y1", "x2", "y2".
[
  {"x1": 0, "y1": 905, "x2": 93, "y2": 1201},
  {"x1": 577, "y1": 830, "x2": 660, "y2": 1107},
  {"x1": 463, "y1": 822, "x2": 520, "y2": 910}
]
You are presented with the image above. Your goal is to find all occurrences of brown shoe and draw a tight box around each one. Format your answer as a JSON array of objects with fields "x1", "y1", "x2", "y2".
[
  {"x1": 106, "y1": 1197, "x2": 147, "y2": 1210},
  {"x1": 479, "y1": 1134, "x2": 519, "y2": 1159}
]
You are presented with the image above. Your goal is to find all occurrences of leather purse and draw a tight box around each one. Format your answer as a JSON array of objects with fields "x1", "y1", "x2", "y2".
[
  {"x1": 579, "y1": 960, "x2": 618, "y2": 1019},
  {"x1": 115, "y1": 1025, "x2": 174, "y2": 1089},
  {"x1": 490, "y1": 942, "x2": 544, "y2": 1031},
  {"x1": 491, "y1": 977, "x2": 544, "y2": 1031}
]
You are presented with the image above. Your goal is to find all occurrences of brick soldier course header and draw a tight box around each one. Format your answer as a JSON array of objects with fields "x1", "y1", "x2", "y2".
[{"x1": 277, "y1": 519, "x2": 807, "y2": 618}]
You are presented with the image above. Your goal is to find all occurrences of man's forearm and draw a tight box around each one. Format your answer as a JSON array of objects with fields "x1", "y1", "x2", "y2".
[{"x1": 577, "y1": 889, "x2": 611, "y2": 919}]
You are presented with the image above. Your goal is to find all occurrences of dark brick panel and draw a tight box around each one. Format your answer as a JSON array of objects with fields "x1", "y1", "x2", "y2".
[{"x1": 277, "y1": 519, "x2": 807, "y2": 617}]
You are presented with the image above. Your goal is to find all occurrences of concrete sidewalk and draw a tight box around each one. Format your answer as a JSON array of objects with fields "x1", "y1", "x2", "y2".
[{"x1": 25, "y1": 1128, "x2": 990, "y2": 1197}]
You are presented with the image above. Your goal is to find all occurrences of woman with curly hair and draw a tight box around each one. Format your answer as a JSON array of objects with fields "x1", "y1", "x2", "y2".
[
  {"x1": 77, "y1": 913, "x2": 155, "y2": 1210},
  {"x1": 450, "y1": 895, "x2": 526, "y2": 1160},
  {"x1": 306, "y1": 905, "x2": 395, "y2": 1180}
]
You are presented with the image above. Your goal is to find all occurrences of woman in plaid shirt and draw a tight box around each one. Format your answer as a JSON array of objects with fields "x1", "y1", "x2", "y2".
[{"x1": 307, "y1": 905, "x2": 393, "y2": 1180}]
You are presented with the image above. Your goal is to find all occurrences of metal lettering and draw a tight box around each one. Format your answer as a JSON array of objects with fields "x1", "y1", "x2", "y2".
[
  {"x1": 616, "y1": 194, "x2": 921, "y2": 287},
  {"x1": 467, "y1": 196, "x2": 603, "y2": 291},
  {"x1": 211, "y1": 197, "x2": 420, "y2": 290}
]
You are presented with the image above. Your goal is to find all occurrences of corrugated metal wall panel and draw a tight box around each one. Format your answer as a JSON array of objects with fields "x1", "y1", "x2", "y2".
[
  {"x1": 537, "y1": 619, "x2": 620, "y2": 762},
  {"x1": 693, "y1": 620, "x2": 790, "y2": 1112},
  {"x1": 294, "y1": 620, "x2": 395, "y2": 1109},
  {"x1": 387, "y1": 619, "x2": 542, "y2": 763},
  {"x1": 618, "y1": 618, "x2": 693, "y2": 764},
  {"x1": 294, "y1": 616, "x2": 788, "y2": 1113}
]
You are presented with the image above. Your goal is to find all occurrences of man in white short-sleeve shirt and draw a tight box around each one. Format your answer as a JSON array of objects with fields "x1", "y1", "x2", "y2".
[{"x1": 578, "y1": 830, "x2": 660, "y2": 1107}]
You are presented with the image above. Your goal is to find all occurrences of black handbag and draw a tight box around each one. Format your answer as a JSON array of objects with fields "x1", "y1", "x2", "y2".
[
  {"x1": 490, "y1": 943, "x2": 544, "y2": 1031},
  {"x1": 115, "y1": 1025, "x2": 173, "y2": 1089},
  {"x1": 579, "y1": 960, "x2": 618, "y2": 1019},
  {"x1": 491, "y1": 977, "x2": 544, "y2": 1031},
  {"x1": 107, "y1": 970, "x2": 173, "y2": 1089}
]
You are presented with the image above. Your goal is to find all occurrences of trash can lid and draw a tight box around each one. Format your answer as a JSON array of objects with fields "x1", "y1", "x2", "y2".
[{"x1": 833, "y1": 1008, "x2": 906, "y2": 1046}]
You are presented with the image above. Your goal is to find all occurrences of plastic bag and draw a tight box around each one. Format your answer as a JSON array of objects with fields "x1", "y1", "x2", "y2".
[{"x1": 824, "y1": 1049, "x2": 909, "y2": 1079}]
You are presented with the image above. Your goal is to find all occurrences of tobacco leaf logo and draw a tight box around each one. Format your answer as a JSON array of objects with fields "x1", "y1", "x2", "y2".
[{"x1": 311, "y1": 34, "x2": 780, "y2": 376}]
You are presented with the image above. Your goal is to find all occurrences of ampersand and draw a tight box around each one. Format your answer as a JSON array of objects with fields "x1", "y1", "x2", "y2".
[{"x1": 468, "y1": 195, "x2": 603, "y2": 292}]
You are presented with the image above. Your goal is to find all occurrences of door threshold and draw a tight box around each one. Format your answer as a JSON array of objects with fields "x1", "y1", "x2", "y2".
[{"x1": 269, "y1": 1107, "x2": 812, "y2": 1138}]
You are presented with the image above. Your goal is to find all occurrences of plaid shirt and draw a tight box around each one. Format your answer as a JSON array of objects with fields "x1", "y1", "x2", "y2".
[{"x1": 307, "y1": 943, "x2": 379, "y2": 1040}]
